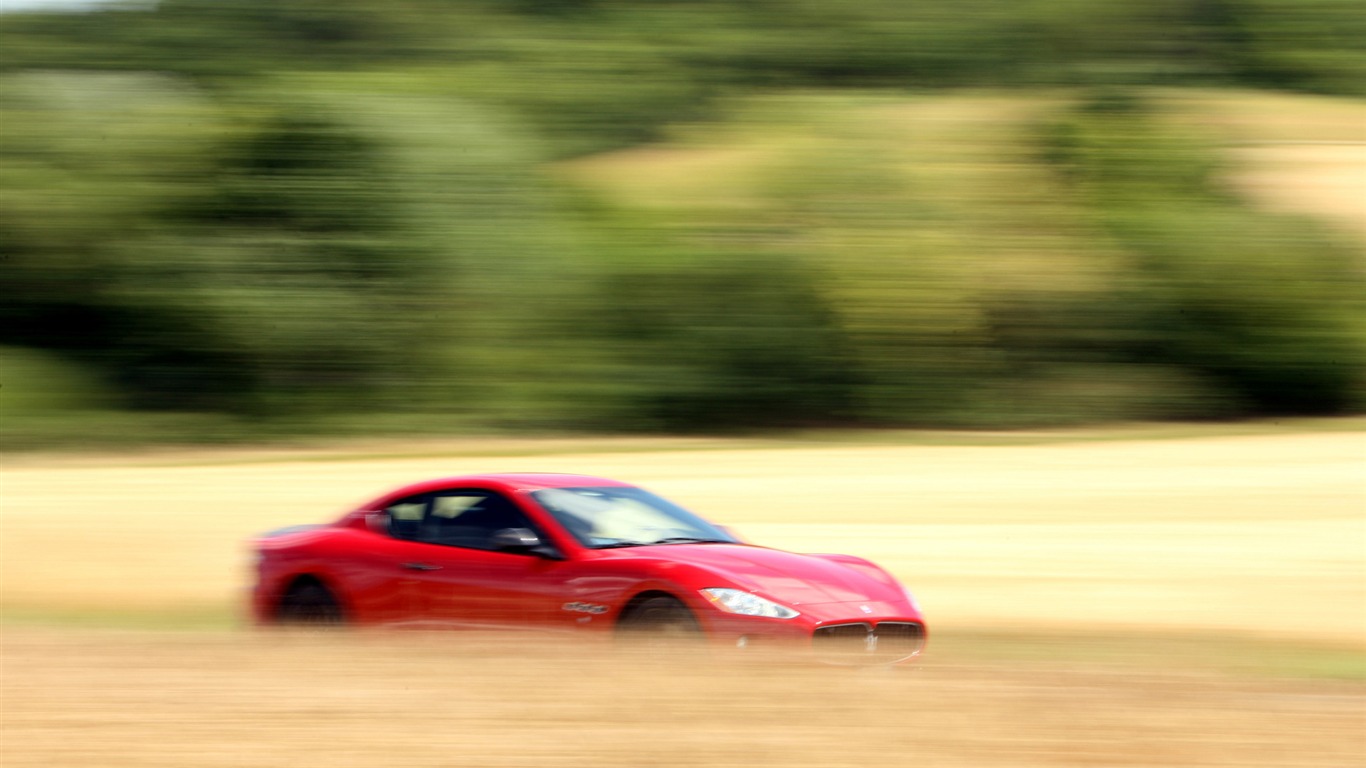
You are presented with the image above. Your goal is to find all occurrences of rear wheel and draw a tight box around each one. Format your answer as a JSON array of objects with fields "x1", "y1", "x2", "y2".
[{"x1": 277, "y1": 582, "x2": 344, "y2": 627}]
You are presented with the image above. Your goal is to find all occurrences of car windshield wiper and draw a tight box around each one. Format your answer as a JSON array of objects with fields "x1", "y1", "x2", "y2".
[{"x1": 591, "y1": 536, "x2": 731, "y2": 549}]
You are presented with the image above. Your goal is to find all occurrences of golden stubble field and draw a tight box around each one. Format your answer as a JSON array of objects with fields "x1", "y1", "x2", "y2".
[
  {"x1": 2, "y1": 425, "x2": 1364, "y2": 767},
  {"x1": 4, "y1": 630, "x2": 1363, "y2": 768}
]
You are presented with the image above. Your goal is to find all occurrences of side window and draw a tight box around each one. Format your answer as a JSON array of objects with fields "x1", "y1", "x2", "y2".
[
  {"x1": 421, "y1": 491, "x2": 530, "y2": 551},
  {"x1": 385, "y1": 497, "x2": 427, "y2": 541}
]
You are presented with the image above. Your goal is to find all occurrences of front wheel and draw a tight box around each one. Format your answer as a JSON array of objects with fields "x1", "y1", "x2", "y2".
[{"x1": 617, "y1": 596, "x2": 701, "y2": 647}]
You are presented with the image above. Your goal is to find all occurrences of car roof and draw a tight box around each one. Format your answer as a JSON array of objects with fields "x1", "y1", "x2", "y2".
[{"x1": 365, "y1": 473, "x2": 633, "y2": 507}]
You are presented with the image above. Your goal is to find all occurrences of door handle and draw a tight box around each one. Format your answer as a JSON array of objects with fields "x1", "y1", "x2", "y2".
[{"x1": 402, "y1": 562, "x2": 442, "y2": 571}]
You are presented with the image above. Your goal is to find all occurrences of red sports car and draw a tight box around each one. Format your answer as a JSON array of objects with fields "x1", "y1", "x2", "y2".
[{"x1": 251, "y1": 473, "x2": 926, "y2": 664}]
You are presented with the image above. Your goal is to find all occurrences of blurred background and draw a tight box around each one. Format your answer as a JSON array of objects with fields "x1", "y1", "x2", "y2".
[
  {"x1": 1, "y1": 0, "x2": 1362, "y2": 446},
  {"x1": 3, "y1": 7, "x2": 1363, "y2": 766}
]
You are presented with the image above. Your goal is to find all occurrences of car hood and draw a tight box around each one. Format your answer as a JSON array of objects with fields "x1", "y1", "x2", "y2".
[{"x1": 614, "y1": 543, "x2": 905, "y2": 606}]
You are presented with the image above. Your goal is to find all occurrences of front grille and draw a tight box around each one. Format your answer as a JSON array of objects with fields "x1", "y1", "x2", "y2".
[
  {"x1": 873, "y1": 622, "x2": 926, "y2": 659},
  {"x1": 812, "y1": 621, "x2": 925, "y2": 664},
  {"x1": 814, "y1": 622, "x2": 871, "y2": 642}
]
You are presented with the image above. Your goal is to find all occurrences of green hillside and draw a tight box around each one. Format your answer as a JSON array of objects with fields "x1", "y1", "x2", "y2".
[
  {"x1": 2, "y1": 3, "x2": 1363, "y2": 444},
  {"x1": 557, "y1": 89, "x2": 1365, "y2": 427}
]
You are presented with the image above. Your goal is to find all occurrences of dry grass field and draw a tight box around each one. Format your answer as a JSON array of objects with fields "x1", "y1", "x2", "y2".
[
  {"x1": 4, "y1": 631, "x2": 1362, "y2": 768},
  {"x1": 2, "y1": 424, "x2": 1364, "y2": 766}
]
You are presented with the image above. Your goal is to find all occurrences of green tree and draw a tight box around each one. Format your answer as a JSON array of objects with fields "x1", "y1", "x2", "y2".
[{"x1": 1041, "y1": 91, "x2": 1365, "y2": 414}]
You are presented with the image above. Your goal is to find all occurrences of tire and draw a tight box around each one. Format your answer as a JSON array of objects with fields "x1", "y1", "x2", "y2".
[
  {"x1": 276, "y1": 582, "x2": 344, "y2": 627},
  {"x1": 618, "y1": 596, "x2": 701, "y2": 643}
]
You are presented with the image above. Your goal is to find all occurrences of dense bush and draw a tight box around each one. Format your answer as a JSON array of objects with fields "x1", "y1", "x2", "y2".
[
  {"x1": 0, "y1": 74, "x2": 576, "y2": 423},
  {"x1": 564, "y1": 229, "x2": 856, "y2": 430}
]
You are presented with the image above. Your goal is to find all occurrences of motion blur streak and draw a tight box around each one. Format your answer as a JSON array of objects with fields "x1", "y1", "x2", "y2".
[
  {"x1": 3, "y1": 2, "x2": 1364, "y2": 446},
  {"x1": 2, "y1": 630, "x2": 1362, "y2": 768}
]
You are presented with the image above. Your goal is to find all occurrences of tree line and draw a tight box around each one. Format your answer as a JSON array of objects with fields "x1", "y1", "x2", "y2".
[{"x1": 1, "y1": 1, "x2": 1362, "y2": 442}]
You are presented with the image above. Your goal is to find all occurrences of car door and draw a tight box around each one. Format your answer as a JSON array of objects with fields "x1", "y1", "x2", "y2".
[
  {"x1": 345, "y1": 494, "x2": 437, "y2": 625},
  {"x1": 403, "y1": 490, "x2": 568, "y2": 628}
]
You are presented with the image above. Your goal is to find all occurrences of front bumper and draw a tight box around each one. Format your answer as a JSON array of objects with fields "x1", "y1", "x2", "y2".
[{"x1": 700, "y1": 610, "x2": 927, "y2": 665}]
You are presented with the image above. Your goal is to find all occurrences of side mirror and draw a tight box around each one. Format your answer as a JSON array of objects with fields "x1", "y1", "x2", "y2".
[
  {"x1": 365, "y1": 512, "x2": 389, "y2": 534},
  {"x1": 490, "y1": 528, "x2": 563, "y2": 559},
  {"x1": 490, "y1": 527, "x2": 541, "y2": 550}
]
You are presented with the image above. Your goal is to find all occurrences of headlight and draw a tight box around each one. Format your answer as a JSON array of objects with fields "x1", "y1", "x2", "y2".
[{"x1": 700, "y1": 588, "x2": 800, "y2": 619}]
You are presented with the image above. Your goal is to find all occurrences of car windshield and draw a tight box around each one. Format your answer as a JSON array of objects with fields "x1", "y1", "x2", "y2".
[{"x1": 530, "y1": 486, "x2": 738, "y2": 549}]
